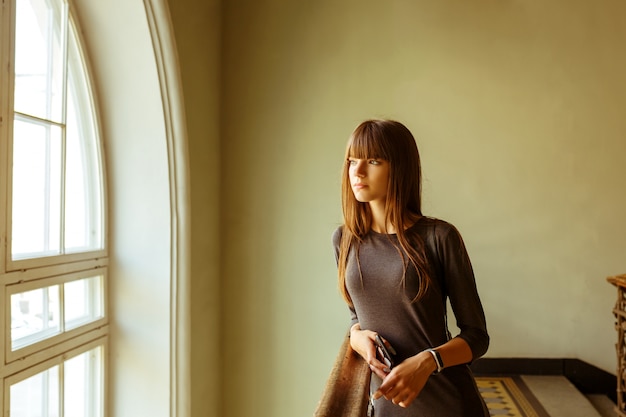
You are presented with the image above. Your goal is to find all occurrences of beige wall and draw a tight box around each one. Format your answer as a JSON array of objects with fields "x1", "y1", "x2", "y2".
[{"x1": 215, "y1": 1, "x2": 626, "y2": 416}]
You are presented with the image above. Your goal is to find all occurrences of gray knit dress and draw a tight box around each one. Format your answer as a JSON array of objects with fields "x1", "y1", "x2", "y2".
[{"x1": 333, "y1": 217, "x2": 489, "y2": 417}]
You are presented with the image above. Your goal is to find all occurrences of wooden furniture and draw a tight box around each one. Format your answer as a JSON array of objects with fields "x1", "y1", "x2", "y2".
[{"x1": 608, "y1": 274, "x2": 626, "y2": 416}]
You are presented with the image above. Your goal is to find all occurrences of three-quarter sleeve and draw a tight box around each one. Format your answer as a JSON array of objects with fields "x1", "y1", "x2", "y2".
[{"x1": 437, "y1": 224, "x2": 489, "y2": 360}]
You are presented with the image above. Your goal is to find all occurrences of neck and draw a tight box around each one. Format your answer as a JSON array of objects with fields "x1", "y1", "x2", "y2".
[{"x1": 369, "y1": 201, "x2": 396, "y2": 234}]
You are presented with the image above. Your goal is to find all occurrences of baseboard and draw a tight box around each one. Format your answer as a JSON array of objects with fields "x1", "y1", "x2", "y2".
[{"x1": 470, "y1": 358, "x2": 617, "y2": 403}]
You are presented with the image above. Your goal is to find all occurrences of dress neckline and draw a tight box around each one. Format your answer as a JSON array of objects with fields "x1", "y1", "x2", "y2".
[{"x1": 369, "y1": 216, "x2": 425, "y2": 237}]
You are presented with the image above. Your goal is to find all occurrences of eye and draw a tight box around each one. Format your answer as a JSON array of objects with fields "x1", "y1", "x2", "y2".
[
  {"x1": 347, "y1": 159, "x2": 357, "y2": 166},
  {"x1": 368, "y1": 159, "x2": 381, "y2": 165}
]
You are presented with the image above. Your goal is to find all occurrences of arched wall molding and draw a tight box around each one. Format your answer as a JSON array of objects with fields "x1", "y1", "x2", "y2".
[
  {"x1": 68, "y1": 0, "x2": 189, "y2": 414},
  {"x1": 141, "y1": 1, "x2": 191, "y2": 416}
]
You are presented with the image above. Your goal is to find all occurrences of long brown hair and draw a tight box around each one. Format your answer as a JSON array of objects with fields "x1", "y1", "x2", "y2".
[{"x1": 338, "y1": 119, "x2": 431, "y2": 306}]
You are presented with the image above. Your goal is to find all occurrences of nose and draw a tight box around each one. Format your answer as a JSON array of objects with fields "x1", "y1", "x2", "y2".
[{"x1": 353, "y1": 160, "x2": 367, "y2": 177}]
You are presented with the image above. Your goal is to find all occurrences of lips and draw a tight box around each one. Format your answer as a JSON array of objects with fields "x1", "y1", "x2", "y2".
[{"x1": 353, "y1": 183, "x2": 367, "y2": 189}]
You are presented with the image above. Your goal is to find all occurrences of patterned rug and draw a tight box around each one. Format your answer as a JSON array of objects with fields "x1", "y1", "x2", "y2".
[{"x1": 476, "y1": 376, "x2": 550, "y2": 417}]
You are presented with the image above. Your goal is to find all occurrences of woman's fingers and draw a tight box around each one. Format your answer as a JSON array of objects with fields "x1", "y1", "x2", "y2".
[
  {"x1": 372, "y1": 355, "x2": 429, "y2": 406},
  {"x1": 393, "y1": 388, "x2": 417, "y2": 408},
  {"x1": 376, "y1": 383, "x2": 417, "y2": 408},
  {"x1": 368, "y1": 358, "x2": 390, "y2": 379}
]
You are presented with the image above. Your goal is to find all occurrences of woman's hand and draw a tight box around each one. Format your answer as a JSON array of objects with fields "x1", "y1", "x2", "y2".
[
  {"x1": 372, "y1": 350, "x2": 437, "y2": 408},
  {"x1": 349, "y1": 324, "x2": 391, "y2": 379}
]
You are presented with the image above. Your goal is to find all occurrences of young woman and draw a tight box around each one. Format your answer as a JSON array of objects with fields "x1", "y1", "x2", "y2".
[{"x1": 333, "y1": 119, "x2": 489, "y2": 416}]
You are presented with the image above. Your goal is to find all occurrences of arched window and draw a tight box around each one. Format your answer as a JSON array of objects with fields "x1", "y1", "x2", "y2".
[{"x1": 1, "y1": 0, "x2": 107, "y2": 415}]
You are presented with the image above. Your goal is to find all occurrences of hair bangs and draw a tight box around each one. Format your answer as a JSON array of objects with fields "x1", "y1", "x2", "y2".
[{"x1": 346, "y1": 121, "x2": 390, "y2": 161}]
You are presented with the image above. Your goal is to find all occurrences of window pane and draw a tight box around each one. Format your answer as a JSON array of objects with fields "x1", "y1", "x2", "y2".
[
  {"x1": 11, "y1": 286, "x2": 61, "y2": 350},
  {"x1": 65, "y1": 23, "x2": 103, "y2": 251},
  {"x1": 65, "y1": 47, "x2": 103, "y2": 251},
  {"x1": 14, "y1": 0, "x2": 66, "y2": 122},
  {"x1": 65, "y1": 347, "x2": 103, "y2": 417},
  {"x1": 64, "y1": 276, "x2": 104, "y2": 330},
  {"x1": 64, "y1": 102, "x2": 88, "y2": 249},
  {"x1": 11, "y1": 118, "x2": 62, "y2": 259},
  {"x1": 10, "y1": 365, "x2": 60, "y2": 417}
]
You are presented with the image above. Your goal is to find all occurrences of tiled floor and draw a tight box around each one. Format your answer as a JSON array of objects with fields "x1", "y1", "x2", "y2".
[{"x1": 477, "y1": 376, "x2": 549, "y2": 416}]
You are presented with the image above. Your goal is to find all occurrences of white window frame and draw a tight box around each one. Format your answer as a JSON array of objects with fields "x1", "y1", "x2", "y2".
[
  {"x1": 0, "y1": 0, "x2": 109, "y2": 415},
  {"x1": 4, "y1": 0, "x2": 107, "y2": 272}
]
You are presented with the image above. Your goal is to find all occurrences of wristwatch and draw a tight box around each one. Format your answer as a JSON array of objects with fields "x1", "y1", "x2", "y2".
[{"x1": 425, "y1": 348, "x2": 444, "y2": 374}]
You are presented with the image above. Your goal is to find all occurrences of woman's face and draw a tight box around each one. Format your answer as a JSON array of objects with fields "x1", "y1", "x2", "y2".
[{"x1": 347, "y1": 157, "x2": 390, "y2": 204}]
